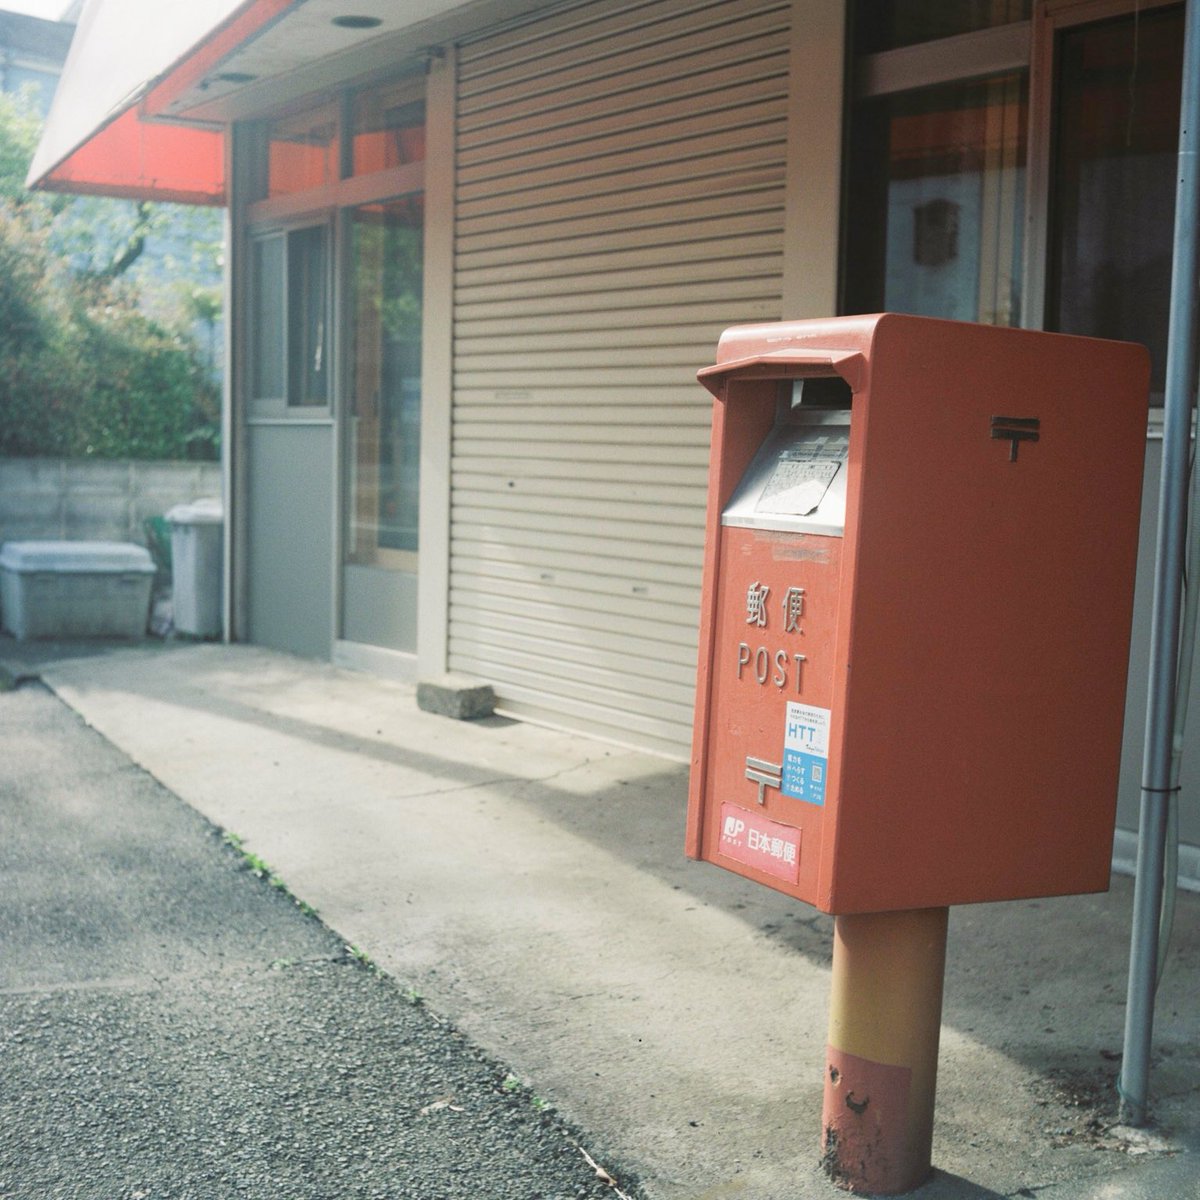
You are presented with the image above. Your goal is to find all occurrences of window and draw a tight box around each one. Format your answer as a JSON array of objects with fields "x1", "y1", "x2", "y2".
[
  {"x1": 249, "y1": 234, "x2": 284, "y2": 402},
  {"x1": 345, "y1": 196, "x2": 424, "y2": 564},
  {"x1": 352, "y1": 79, "x2": 426, "y2": 176},
  {"x1": 1044, "y1": 5, "x2": 1183, "y2": 398},
  {"x1": 854, "y1": 0, "x2": 1031, "y2": 53},
  {"x1": 844, "y1": 0, "x2": 1187, "y2": 405},
  {"x1": 240, "y1": 73, "x2": 428, "y2": 656},
  {"x1": 244, "y1": 76, "x2": 425, "y2": 420},
  {"x1": 264, "y1": 104, "x2": 339, "y2": 197},
  {"x1": 287, "y1": 225, "x2": 330, "y2": 407},
  {"x1": 844, "y1": 7, "x2": 1029, "y2": 325},
  {"x1": 249, "y1": 79, "x2": 426, "y2": 202},
  {"x1": 845, "y1": 71, "x2": 1027, "y2": 325},
  {"x1": 248, "y1": 224, "x2": 330, "y2": 412}
]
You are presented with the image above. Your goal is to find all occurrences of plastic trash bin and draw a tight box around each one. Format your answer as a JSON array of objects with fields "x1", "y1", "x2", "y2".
[
  {"x1": 166, "y1": 499, "x2": 223, "y2": 637},
  {"x1": 0, "y1": 541, "x2": 155, "y2": 640}
]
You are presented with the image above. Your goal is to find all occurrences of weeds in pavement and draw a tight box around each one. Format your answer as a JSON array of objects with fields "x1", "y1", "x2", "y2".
[
  {"x1": 220, "y1": 829, "x2": 318, "y2": 918},
  {"x1": 346, "y1": 943, "x2": 377, "y2": 972},
  {"x1": 499, "y1": 1072, "x2": 554, "y2": 1115}
]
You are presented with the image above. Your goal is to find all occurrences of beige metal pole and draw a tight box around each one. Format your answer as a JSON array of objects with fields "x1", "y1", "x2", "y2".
[{"x1": 821, "y1": 906, "x2": 949, "y2": 1195}]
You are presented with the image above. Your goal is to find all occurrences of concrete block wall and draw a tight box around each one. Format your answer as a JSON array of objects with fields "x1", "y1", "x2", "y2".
[{"x1": 0, "y1": 458, "x2": 221, "y2": 547}]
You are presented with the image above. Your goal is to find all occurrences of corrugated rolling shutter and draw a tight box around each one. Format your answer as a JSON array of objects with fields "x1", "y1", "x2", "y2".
[{"x1": 451, "y1": 0, "x2": 789, "y2": 757}]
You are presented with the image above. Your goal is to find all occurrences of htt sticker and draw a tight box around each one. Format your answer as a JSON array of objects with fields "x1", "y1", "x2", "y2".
[{"x1": 783, "y1": 701, "x2": 831, "y2": 805}]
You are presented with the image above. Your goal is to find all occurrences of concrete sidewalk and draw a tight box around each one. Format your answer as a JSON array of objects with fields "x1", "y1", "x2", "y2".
[{"x1": 4, "y1": 638, "x2": 1197, "y2": 1199}]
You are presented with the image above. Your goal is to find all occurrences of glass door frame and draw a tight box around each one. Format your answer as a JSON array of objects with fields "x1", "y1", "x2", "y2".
[
  {"x1": 330, "y1": 85, "x2": 427, "y2": 680},
  {"x1": 336, "y1": 191, "x2": 426, "y2": 673},
  {"x1": 846, "y1": 0, "x2": 1179, "y2": 430},
  {"x1": 238, "y1": 78, "x2": 430, "y2": 679},
  {"x1": 340, "y1": 196, "x2": 423, "y2": 577},
  {"x1": 844, "y1": 18, "x2": 1032, "y2": 321},
  {"x1": 1022, "y1": 0, "x2": 1180, "y2": 339}
]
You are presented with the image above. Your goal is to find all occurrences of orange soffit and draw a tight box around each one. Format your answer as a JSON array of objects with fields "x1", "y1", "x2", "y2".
[{"x1": 38, "y1": 107, "x2": 225, "y2": 206}]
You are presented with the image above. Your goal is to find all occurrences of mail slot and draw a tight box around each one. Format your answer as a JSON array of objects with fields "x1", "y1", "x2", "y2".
[{"x1": 686, "y1": 314, "x2": 1150, "y2": 913}]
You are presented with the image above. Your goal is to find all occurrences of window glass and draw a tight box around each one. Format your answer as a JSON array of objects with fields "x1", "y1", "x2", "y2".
[
  {"x1": 855, "y1": 0, "x2": 1031, "y2": 54},
  {"x1": 845, "y1": 71, "x2": 1027, "y2": 325},
  {"x1": 345, "y1": 196, "x2": 424, "y2": 559},
  {"x1": 266, "y1": 104, "x2": 339, "y2": 197},
  {"x1": 1047, "y1": 6, "x2": 1183, "y2": 398},
  {"x1": 287, "y1": 226, "x2": 329, "y2": 408},
  {"x1": 250, "y1": 234, "x2": 284, "y2": 401},
  {"x1": 352, "y1": 80, "x2": 426, "y2": 176}
]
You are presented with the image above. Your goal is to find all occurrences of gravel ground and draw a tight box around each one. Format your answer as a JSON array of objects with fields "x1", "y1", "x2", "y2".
[{"x1": 0, "y1": 682, "x2": 641, "y2": 1200}]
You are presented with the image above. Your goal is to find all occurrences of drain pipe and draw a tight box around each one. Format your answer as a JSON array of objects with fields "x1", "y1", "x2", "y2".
[{"x1": 1119, "y1": 0, "x2": 1200, "y2": 1127}]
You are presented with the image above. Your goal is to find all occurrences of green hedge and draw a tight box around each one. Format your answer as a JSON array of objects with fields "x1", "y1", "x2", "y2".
[{"x1": 0, "y1": 93, "x2": 220, "y2": 462}]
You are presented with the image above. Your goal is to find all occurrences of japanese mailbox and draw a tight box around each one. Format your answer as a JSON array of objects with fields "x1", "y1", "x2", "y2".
[{"x1": 686, "y1": 314, "x2": 1150, "y2": 915}]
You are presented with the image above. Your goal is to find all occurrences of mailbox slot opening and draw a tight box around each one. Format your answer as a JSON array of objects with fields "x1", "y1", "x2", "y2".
[
  {"x1": 789, "y1": 374, "x2": 853, "y2": 411},
  {"x1": 724, "y1": 375, "x2": 852, "y2": 538}
]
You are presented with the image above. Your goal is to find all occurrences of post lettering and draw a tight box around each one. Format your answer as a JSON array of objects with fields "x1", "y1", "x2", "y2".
[
  {"x1": 736, "y1": 642, "x2": 751, "y2": 678},
  {"x1": 735, "y1": 645, "x2": 810, "y2": 694},
  {"x1": 773, "y1": 649, "x2": 789, "y2": 688}
]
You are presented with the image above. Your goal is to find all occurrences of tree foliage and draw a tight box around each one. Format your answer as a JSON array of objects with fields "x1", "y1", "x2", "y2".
[{"x1": 0, "y1": 90, "x2": 220, "y2": 461}]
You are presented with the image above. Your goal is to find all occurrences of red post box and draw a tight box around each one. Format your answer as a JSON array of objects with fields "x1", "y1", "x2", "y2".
[{"x1": 687, "y1": 314, "x2": 1149, "y2": 915}]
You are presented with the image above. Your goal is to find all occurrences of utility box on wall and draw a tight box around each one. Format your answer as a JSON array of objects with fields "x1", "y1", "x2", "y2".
[{"x1": 686, "y1": 314, "x2": 1150, "y2": 914}]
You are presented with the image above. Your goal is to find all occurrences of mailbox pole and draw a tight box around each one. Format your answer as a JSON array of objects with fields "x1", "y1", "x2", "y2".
[{"x1": 822, "y1": 907, "x2": 949, "y2": 1195}]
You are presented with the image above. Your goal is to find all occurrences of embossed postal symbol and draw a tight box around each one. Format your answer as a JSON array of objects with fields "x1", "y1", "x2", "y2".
[
  {"x1": 783, "y1": 586, "x2": 806, "y2": 633},
  {"x1": 746, "y1": 581, "x2": 770, "y2": 627}
]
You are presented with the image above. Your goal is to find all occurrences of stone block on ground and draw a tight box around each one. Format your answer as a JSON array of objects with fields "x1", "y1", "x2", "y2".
[{"x1": 416, "y1": 674, "x2": 495, "y2": 721}]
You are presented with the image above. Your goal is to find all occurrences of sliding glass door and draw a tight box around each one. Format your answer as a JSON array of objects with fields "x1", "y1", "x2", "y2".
[{"x1": 340, "y1": 195, "x2": 424, "y2": 653}]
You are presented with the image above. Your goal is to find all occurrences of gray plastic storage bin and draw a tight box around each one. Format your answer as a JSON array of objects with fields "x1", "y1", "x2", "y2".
[
  {"x1": 0, "y1": 541, "x2": 155, "y2": 640},
  {"x1": 166, "y1": 499, "x2": 223, "y2": 638}
]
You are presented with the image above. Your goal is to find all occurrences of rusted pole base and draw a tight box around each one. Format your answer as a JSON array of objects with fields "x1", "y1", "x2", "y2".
[{"x1": 821, "y1": 907, "x2": 949, "y2": 1195}]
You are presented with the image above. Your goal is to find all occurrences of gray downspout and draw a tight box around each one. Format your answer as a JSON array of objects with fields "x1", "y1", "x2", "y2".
[{"x1": 1118, "y1": 0, "x2": 1200, "y2": 1127}]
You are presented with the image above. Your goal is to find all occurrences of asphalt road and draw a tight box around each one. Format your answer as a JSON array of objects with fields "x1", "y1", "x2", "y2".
[{"x1": 0, "y1": 681, "x2": 641, "y2": 1200}]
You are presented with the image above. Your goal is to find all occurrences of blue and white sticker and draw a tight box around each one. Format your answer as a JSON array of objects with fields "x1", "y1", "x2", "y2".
[{"x1": 782, "y1": 701, "x2": 831, "y2": 805}]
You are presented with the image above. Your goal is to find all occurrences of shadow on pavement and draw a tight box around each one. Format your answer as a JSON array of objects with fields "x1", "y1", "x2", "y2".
[{"x1": 6, "y1": 639, "x2": 1197, "y2": 1197}]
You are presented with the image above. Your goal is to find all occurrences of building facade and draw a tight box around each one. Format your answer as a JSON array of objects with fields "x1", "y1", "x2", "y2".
[
  {"x1": 31, "y1": 0, "x2": 1200, "y2": 881},
  {"x1": 0, "y1": 6, "x2": 74, "y2": 113}
]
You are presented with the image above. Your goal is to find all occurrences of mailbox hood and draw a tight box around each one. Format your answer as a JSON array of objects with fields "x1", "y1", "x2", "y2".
[
  {"x1": 696, "y1": 315, "x2": 895, "y2": 396},
  {"x1": 697, "y1": 347, "x2": 866, "y2": 396}
]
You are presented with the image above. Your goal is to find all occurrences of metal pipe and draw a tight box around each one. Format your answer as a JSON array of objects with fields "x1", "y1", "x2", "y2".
[
  {"x1": 822, "y1": 907, "x2": 948, "y2": 1194},
  {"x1": 1119, "y1": 0, "x2": 1200, "y2": 1127}
]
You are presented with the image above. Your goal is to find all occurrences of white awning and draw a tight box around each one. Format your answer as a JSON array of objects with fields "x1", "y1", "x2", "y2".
[
  {"x1": 27, "y1": 0, "x2": 252, "y2": 202},
  {"x1": 27, "y1": 0, "x2": 560, "y2": 204}
]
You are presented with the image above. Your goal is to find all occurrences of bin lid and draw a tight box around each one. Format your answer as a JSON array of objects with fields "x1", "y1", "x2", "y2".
[
  {"x1": 166, "y1": 498, "x2": 224, "y2": 525},
  {"x1": 0, "y1": 540, "x2": 156, "y2": 574}
]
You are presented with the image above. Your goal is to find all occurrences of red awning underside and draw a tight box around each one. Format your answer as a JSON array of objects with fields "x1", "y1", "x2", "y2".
[
  {"x1": 38, "y1": 105, "x2": 225, "y2": 206},
  {"x1": 27, "y1": 0, "x2": 278, "y2": 206},
  {"x1": 30, "y1": 0, "x2": 480, "y2": 205}
]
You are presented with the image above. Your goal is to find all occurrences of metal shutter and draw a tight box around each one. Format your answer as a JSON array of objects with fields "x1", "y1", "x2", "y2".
[{"x1": 451, "y1": 0, "x2": 789, "y2": 757}]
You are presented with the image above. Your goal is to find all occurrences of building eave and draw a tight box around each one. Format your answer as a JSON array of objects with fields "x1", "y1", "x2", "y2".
[{"x1": 26, "y1": 0, "x2": 563, "y2": 205}]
